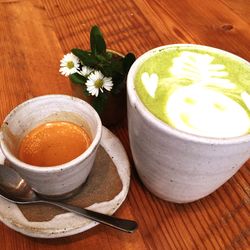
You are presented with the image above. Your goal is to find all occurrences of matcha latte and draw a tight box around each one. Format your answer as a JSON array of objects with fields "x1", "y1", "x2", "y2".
[{"x1": 135, "y1": 45, "x2": 250, "y2": 138}]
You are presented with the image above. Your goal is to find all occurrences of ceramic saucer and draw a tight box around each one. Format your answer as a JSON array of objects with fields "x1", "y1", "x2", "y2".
[{"x1": 0, "y1": 126, "x2": 130, "y2": 238}]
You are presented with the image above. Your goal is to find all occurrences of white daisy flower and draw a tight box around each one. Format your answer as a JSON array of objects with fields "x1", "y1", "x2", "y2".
[
  {"x1": 78, "y1": 66, "x2": 93, "y2": 77},
  {"x1": 59, "y1": 53, "x2": 80, "y2": 76},
  {"x1": 85, "y1": 71, "x2": 113, "y2": 97}
]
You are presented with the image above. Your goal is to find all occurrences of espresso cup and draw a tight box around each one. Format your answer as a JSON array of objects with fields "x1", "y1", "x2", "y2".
[
  {"x1": 0, "y1": 95, "x2": 102, "y2": 199},
  {"x1": 127, "y1": 44, "x2": 250, "y2": 203}
]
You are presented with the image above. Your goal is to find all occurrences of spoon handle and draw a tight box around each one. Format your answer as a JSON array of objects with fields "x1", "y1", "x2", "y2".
[{"x1": 42, "y1": 200, "x2": 138, "y2": 233}]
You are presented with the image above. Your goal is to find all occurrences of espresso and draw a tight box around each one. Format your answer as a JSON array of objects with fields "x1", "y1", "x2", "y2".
[
  {"x1": 18, "y1": 121, "x2": 91, "y2": 167},
  {"x1": 135, "y1": 45, "x2": 250, "y2": 138}
]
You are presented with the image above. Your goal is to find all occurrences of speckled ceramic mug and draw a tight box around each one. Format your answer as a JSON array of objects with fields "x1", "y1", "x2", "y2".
[
  {"x1": 127, "y1": 44, "x2": 250, "y2": 203},
  {"x1": 0, "y1": 95, "x2": 102, "y2": 199}
]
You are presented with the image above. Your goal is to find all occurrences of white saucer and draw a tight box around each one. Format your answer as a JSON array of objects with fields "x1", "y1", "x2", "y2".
[{"x1": 0, "y1": 126, "x2": 130, "y2": 238}]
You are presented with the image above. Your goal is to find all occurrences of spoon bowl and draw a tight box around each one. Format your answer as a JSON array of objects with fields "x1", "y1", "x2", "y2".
[
  {"x1": 0, "y1": 164, "x2": 138, "y2": 233},
  {"x1": 0, "y1": 164, "x2": 37, "y2": 202}
]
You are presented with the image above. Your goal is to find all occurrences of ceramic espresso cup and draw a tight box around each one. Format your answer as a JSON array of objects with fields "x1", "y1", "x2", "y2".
[
  {"x1": 127, "y1": 44, "x2": 250, "y2": 203},
  {"x1": 0, "y1": 95, "x2": 102, "y2": 199}
]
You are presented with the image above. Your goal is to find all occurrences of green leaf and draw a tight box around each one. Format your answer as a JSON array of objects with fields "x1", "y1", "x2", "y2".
[
  {"x1": 101, "y1": 64, "x2": 113, "y2": 77},
  {"x1": 69, "y1": 73, "x2": 86, "y2": 84},
  {"x1": 90, "y1": 25, "x2": 106, "y2": 55},
  {"x1": 71, "y1": 48, "x2": 90, "y2": 60},
  {"x1": 111, "y1": 60, "x2": 123, "y2": 73},
  {"x1": 106, "y1": 52, "x2": 113, "y2": 60},
  {"x1": 123, "y1": 53, "x2": 136, "y2": 73},
  {"x1": 95, "y1": 55, "x2": 104, "y2": 62},
  {"x1": 71, "y1": 48, "x2": 98, "y2": 67},
  {"x1": 92, "y1": 92, "x2": 108, "y2": 114}
]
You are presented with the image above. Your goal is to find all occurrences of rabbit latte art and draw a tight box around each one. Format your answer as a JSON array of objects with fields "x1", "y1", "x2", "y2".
[{"x1": 135, "y1": 45, "x2": 250, "y2": 138}]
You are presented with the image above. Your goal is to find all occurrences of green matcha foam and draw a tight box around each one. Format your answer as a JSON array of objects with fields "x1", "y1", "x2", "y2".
[{"x1": 135, "y1": 45, "x2": 250, "y2": 138}]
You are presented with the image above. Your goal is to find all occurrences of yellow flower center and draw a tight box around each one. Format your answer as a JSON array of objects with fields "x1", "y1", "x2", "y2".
[
  {"x1": 95, "y1": 79, "x2": 104, "y2": 89},
  {"x1": 67, "y1": 61, "x2": 74, "y2": 69}
]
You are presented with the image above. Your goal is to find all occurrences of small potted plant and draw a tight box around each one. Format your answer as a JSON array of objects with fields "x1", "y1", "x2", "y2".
[{"x1": 59, "y1": 25, "x2": 136, "y2": 126}]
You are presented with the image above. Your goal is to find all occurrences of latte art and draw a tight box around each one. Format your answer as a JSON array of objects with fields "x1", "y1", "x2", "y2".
[
  {"x1": 169, "y1": 51, "x2": 236, "y2": 88},
  {"x1": 166, "y1": 86, "x2": 250, "y2": 137},
  {"x1": 135, "y1": 46, "x2": 250, "y2": 138}
]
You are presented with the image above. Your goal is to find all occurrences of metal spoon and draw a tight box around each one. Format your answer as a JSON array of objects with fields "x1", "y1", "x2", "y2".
[{"x1": 0, "y1": 164, "x2": 137, "y2": 233}]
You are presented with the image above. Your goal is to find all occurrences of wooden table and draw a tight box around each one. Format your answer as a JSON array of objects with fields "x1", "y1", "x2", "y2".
[{"x1": 0, "y1": 0, "x2": 249, "y2": 249}]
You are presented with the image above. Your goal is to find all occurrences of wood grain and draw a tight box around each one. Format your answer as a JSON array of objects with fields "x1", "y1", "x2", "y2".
[{"x1": 0, "y1": 0, "x2": 250, "y2": 249}]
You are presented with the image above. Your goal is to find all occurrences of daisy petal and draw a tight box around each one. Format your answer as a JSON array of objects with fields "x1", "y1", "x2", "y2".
[{"x1": 59, "y1": 53, "x2": 80, "y2": 77}]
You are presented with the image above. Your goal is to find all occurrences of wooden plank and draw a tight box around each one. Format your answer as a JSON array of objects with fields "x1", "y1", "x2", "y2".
[
  {"x1": 132, "y1": 0, "x2": 250, "y2": 59},
  {"x1": 0, "y1": 0, "x2": 71, "y2": 122},
  {"x1": 219, "y1": 0, "x2": 250, "y2": 25}
]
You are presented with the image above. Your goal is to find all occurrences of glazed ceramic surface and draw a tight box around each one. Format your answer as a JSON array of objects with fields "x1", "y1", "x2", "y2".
[
  {"x1": 0, "y1": 127, "x2": 130, "y2": 238},
  {"x1": 127, "y1": 44, "x2": 250, "y2": 203},
  {"x1": 0, "y1": 95, "x2": 102, "y2": 198}
]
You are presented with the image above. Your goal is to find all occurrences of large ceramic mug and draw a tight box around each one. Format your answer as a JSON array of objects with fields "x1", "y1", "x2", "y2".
[{"x1": 127, "y1": 44, "x2": 250, "y2": 203}]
